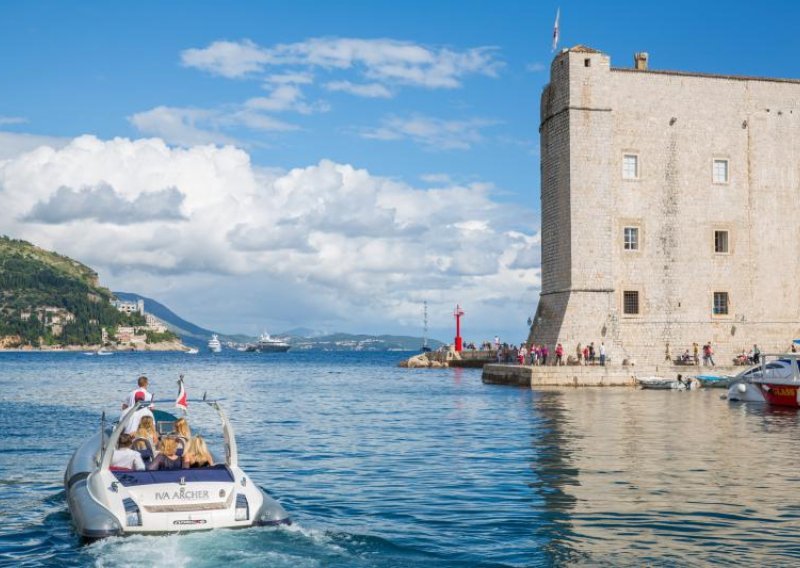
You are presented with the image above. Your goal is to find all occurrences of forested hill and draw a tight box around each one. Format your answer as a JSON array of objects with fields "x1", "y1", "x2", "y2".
[{"x1": 0, "y1": 236, "x2": 142, "y2": 347}]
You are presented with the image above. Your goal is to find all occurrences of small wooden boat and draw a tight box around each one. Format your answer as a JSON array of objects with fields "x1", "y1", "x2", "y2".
[{"x1": 694, "y1": 374, "x2": 733, "y2": 388}]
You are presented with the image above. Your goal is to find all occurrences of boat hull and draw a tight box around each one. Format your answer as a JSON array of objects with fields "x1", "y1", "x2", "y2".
[
  {"x1": 65, "y1": 433, "x2": 289, "y2": 540},
  {"x1": 758, "y1": 383, "x2": 800, "y2": 407}
]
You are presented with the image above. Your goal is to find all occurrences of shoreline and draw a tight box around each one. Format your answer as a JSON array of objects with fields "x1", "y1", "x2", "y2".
[{"x1": 0, "y1": 341, "x2": 191, "y2": 353}]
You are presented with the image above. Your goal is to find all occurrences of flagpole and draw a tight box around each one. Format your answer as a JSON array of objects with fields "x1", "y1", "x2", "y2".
[{"x1": 552, "y1": 7, "x2": 560, "y2": 53}]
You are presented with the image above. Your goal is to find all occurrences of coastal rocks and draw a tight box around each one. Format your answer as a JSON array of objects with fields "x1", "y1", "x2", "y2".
[{"x1": 398, "y1": 352, "x2": 450, "y2": 369}]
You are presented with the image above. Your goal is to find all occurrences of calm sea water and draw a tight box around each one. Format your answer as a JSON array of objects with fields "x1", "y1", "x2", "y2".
[{"x1": 1, "y1": 351, "x2": 799, "y2": 567}]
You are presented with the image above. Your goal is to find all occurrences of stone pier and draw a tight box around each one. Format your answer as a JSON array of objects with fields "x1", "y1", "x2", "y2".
[{"x1": 482, "y1": 364, "x2": 736, "y2": 387}]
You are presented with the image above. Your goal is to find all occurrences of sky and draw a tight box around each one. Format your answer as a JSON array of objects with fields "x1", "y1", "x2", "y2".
[{"x1": 0, "y1": 0, "x2": 798, "y2": 342}]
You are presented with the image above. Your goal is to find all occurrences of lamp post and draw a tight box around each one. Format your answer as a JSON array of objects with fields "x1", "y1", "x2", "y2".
[{"x1": 453, "y1": 304, "x2": 464, "y2": 352}]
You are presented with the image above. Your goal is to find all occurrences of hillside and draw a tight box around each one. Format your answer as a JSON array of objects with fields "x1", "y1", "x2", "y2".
[{"x1": 0, "y1": 236, "x2": 144, "y2": 347}]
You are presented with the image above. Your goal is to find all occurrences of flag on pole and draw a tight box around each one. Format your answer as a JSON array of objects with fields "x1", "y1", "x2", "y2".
[
  {"x1": 552, "y1": 8, "x2": 560, "y2": 52},
  {"x1": 175, "y1": 375, "x2": 188, "y2": 412}
]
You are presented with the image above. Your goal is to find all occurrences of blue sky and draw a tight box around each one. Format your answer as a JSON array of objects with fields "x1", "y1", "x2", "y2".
[{"x1": 0, "y1": 1, "x2": 798, "y2": 342}]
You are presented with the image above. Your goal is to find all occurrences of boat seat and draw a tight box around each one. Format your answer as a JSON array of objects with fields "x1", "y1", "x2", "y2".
[{"x1": 111, "y1": 464, "x2": 234, "y2": 486}]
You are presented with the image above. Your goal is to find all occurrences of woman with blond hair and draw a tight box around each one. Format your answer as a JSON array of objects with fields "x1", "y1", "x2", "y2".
[
  {"x1": 183, "y1": 435, "x2": 215, "y2": 468},
  {"x1": 134, "y1": 415, "x2": 159, "y2": 448},
  {"x1": 173, "y1": 417, "x2": 191, "y2": 440},
  {"x1": 148, "y1": 437, "x2": 182, "y2": 471}
]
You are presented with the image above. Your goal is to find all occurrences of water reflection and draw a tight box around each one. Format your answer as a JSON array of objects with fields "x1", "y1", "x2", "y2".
[{"x1": 527, "y1": 389, "x2": 800, "y2": 565}]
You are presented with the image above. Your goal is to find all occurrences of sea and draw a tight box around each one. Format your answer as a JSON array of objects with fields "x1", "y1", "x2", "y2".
[{"x1": 1, "y1": 350, "x2": 799, "y2": 567}]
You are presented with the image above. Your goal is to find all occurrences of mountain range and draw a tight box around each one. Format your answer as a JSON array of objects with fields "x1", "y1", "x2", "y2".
[{"x1": 114, "y1": 291, "x2": 443, "y2": 351}]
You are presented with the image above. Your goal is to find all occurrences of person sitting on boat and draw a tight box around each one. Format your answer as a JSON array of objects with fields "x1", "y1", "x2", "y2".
[
  {"x1": 172, "y1": 417, "x2": 191, "y2": 456},
  {"x1": 124, "y1": 391, "x2": 154, "y2": 435},
  {"x1": 111, "y1": 433, "x2": 145, "y2": 471},
  {"x1": 183, "y1": 435, "x2": 215, "y2": 468},
  {"x1": 148, "y1": 437, "x2": 183, "y2": 471},
  {"x1": 133, "y1": 415, "x2": 160, "y2": 460}
]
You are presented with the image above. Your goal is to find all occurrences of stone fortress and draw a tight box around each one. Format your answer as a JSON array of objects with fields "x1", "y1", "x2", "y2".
[{"x1": 529, "y1": 45, "x2": 800, "y2": 367}]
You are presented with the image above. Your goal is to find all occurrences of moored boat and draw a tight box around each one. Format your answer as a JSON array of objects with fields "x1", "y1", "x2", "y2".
[
  {"x1": 749, "y1": 354, "x2": 800, "y2": 407},
  {"x1": 207, "y1": 334, "x2": 222, "y2": 353},
  {"x1": 245, "y1": 332, "x2": 290, "y2": 353},
  {"x1": 637, "y1": 375, "x2": 699, "y2": 390},
  {"x1": 694, "y1": 374, "x2": 734, "y2": 389},
  {"x1": 64, "y1": 398, "x2": 289, "y2": 540}
]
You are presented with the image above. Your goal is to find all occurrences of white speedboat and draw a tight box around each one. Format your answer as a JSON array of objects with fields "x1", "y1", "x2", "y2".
[
  {"x1": 637, "y1": 375, "x2": 699, "y2": 390},
  {"x1": 186, "y1": 348, "x2": 199, "y2": 355},
  {"x1": 207, "y1": 335, "x2": 222, "y2": 353},
  {"x1": 727, "y1": 354, "x2": 800, "y2": 406},
  {"x1": 64, "y1": 400, "x2": 290, "y2": 540}
]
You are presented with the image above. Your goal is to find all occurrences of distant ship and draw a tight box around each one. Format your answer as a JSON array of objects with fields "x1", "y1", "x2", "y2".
[
  {"x1": 207, "y1": 334, "x2": 222, "y2": 353},
  {"x1": 245, "y1": 332, "x2": 290, "y2": 353}
]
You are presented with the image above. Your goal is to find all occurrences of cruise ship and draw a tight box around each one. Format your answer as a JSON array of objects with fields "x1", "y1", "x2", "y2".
[
  {"x1": 245, "y1": 332, "x2": 290, "y2": 353},
  {"x1": 207, "y1": 334, "x2": 222, "y2": 353}
]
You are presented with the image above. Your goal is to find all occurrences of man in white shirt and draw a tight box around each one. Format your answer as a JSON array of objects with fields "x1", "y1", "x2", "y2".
[
  {"x1": 122, "y1": 376, "x2": 152, "y2": 410},
  {"x1": 111, "y1": 434, "x2": 145, "y2": 470},
  {"x1": 124, "y1": 391, "x2": 155, "y2": 435}
]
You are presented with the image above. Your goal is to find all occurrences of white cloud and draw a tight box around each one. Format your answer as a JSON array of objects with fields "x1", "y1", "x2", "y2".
[
  {"x1": 324, "y1": 81, "x2": 392, "y2": 98},
  {"x1": 359, "y1": 114, "x2": 498, "y2": 150},
  {"x1": 265, "y1": 72, "x2": 314, "y2": 85},
  {"x1": 0, "y1": 134, "x2": 538, "y2": 339},
  {"x1": 526, "y1": 62, "x2": 546, "y2": 72},
  {"x1": 128, "y1": 105, "x2": 296, "y2": 146},
  {"x1": 181, "y1": 37, "x2": 502, "y2": 89},
  {"x1": 245, "y1": 84, "x2": 328, "y2": 114},
  {"x1": 0, "y1": 116, "x2": 27, "y2": 125},
  {"x1": 180, "y1": 39, "x2": 272, "y2": 78},
  {"x1": 0, "y1": 131, "x2": 68, "y2": 160}
]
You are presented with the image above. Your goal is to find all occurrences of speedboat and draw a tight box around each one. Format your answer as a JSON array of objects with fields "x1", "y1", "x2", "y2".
[
  {"x1": 725, "y1": 356, "x2": 800, "y2": 403},
  {"x1": 64, "y1": 399, "x2": 290, "y2": 540},
  {"x1": 207, "y1": 335, "x2": 222, "y2": 353},
  {"x1": 637, "y1": 375, "x2": 699, "y2": 390},
  {"x1": 747, "y1": 354, "x2": 800, "y2": 407},
  {"x1": 186, "y1": 348, "x2": 199, "y2": 355}
]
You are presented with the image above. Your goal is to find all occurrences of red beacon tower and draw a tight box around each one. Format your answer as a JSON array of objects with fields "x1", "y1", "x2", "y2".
[{"x1": 453, "y1": 304, "x2": 465, "y2": 352}]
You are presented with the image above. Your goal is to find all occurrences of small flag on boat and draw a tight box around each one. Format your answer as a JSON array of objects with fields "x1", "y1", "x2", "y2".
[
  {"x1": 552, "y1": 7, "x2": 560, "y2": 52},
  {"x1": 175, "y1": 375, "x2": 188, "y2": 412}
]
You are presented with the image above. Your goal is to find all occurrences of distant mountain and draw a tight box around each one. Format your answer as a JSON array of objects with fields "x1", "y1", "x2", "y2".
[
  {"x1": 114, "y1": 292, "x2": 443, "y2": 351},
  {"x1": 287, "y1": 333, "x2": 444, "y2": 351},
  {"x1": 113, "y1": 292, "x2": 251, "y2": 344}
]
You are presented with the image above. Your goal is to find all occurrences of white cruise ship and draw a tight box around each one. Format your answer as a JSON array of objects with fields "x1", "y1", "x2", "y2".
[{"x1": 208, "y1": 334, "x2": 222, "y2": 353}]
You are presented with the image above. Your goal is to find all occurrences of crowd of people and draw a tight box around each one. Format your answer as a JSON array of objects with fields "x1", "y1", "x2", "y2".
[
  {"x1": 110, "y1": 376, "x2": 215, "y2": 472},
  {"x1": 482, "y1": 340, "x2": 608, "y2": 366}
]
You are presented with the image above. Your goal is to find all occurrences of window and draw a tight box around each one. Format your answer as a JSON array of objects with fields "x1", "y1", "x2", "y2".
[
  {"x1": 584, "y1": 58, "x2": 591, "y2": 67},
  {"x1": 623, "y1": 291, "x2": 640, "y2": 315},
  {"x1": 623, "y1": 227, "x2": 639, "y2": 250},
  {"x1": 713, "y1": 159, "x2": 729, "y2": 183},
  {"x1": 623, "y1": 154, "x2": 639, "y2": 179},
  {"x1": 714, "y1": 230, "x2": 729, "y2": 253},
  {"x1": 713, "y1": 292, "x2": 729, "y2": 315}
]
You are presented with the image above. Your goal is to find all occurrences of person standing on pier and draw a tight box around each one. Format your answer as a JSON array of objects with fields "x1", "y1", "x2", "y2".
[
  {"x1": 600, "y1": 342, "x2": 606, "y2": 366},
  {"x1": 555, "y1": 343, "x2": 564, "y2": 366},
  {"x1": 541, "y1": 344, "x2": 549, "y2": 366},
  {"x1": 693, "y1": 342, "x2": 700, "y2": 366}
]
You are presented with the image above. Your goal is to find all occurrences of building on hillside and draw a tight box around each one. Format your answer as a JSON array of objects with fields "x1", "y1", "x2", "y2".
[
  {"x1": 144, "y1": 313, "x2": 168, "y2": 333},
  {"x1": 113, "y1": 299, "x2": 144, "y2": 315},
  {"x1": 529, "y1": 46, "x2": 800, "y2": 366}
]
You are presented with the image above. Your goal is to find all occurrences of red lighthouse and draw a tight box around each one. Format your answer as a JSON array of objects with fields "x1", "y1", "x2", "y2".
[{"x1": 453, "y1": 304, "x2": 464, "y2": 352}]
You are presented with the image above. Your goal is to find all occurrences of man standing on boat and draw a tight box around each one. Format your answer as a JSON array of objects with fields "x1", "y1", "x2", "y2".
[{"x1": 122, "y1": 376, "x2": 152, "y2": 411}]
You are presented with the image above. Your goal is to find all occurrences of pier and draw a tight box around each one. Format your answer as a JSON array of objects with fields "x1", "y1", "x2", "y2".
[{"x1": 482, "y1": 363, "x2": 736, "y2": 387}]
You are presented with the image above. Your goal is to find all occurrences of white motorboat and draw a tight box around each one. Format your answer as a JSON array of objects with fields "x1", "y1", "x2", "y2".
[
  {"x1": 207, "y1": 335, "x2": 222, "y2": 353},
  {"x1": 725, "y1": 357, "x2": 797, "y2": 402},
  {"x1": 64, "y1": 399, "x2": 290, "y2": 540},
  {"x1": 637, "y1": 375, "x2": 699, "y2": 390},
  {"x1": 186, "y1": 348, "x2": 199, "y2": 355}
]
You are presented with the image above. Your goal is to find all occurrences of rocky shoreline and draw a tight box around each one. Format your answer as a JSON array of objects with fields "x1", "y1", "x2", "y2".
[{"x1": 0, "y1": 339, "x2": 190, "y2": 352}]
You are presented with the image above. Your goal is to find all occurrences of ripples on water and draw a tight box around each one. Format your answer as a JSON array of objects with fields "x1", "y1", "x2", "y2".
[{"x1": 1, "y1": 351, "x2": 799, "y2": 566}]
